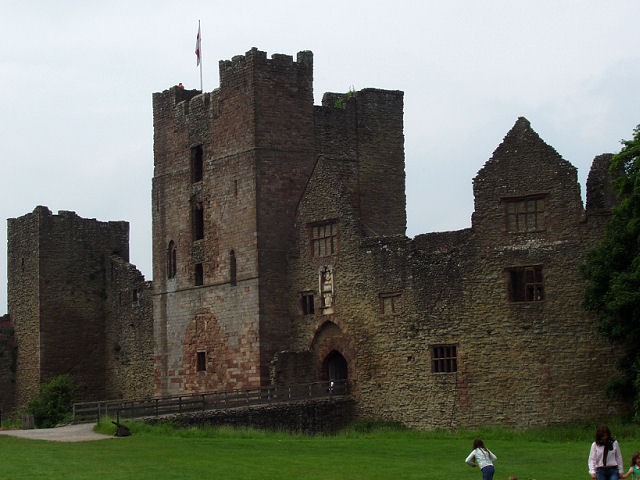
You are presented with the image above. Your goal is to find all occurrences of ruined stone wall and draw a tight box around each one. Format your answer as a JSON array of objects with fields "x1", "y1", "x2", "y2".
[
  {"x1": 285, "y1": 117, "x2": 628, "y2": 429},
  {"x1": 8, "y1": 206, "x2": 133, "y2": 407},
  {"x1": 7, "y1": 208, "x2": 41, "y2": 408},
  {"x1": 314, "y1": 89, "x2": 406, "y2": 237},
  {"x1": 0, "y1": 314, "x2": 16, "y2": 414},
  {"x1": 104, "y1": 256, "x2": 154, "y2": 400}
]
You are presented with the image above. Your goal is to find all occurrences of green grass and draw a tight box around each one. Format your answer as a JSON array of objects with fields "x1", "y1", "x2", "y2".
[{"x1": 1, "y1": 418, "x2": 638, "y2": 479}]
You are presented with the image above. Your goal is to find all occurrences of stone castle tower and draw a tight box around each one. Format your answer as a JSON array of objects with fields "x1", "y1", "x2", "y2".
[
  {"x1": 1, "y1": 47, "x2": 629, "y2": 429},
  {"x1": 152, "y1": 48, "x2": 405, "y2": 396},
  {"x1": 6, "y1": 207, "x2": 153, "y2": 408}
]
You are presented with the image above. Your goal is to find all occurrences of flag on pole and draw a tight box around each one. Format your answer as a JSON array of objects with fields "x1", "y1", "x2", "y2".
[{"x1": 195, "y1": 23, "x2": 201, "y2": 66}]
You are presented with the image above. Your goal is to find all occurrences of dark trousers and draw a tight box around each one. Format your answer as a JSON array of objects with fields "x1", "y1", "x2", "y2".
[{"x1": 481, "y1": 465, "x2": 495, "y2": 480}]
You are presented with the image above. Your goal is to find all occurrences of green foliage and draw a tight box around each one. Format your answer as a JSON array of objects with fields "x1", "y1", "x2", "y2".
[
  {"x1": 27, "y1": 374, "x2": 77, "y2": 428},
  {"x1": 582, "y1": 124, "x2": 640, "y2": 416},
  {"x1": 334, "y1": 86, "x2": 356, "y2": 108}
]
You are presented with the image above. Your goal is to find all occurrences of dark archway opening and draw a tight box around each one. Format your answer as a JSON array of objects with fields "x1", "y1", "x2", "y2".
[{"x1": 324, "y1": 350, "x2": 348, "y2": 382}]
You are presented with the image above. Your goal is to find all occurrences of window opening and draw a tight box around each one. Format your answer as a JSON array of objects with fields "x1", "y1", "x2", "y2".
[
  {"x1": 191, "y1": 145, "x2": 203, "y2": 183},
  {"x1": 380, "y1": 293, "x2": 401, "y2": 315},
  {"x1": 431, "y1": 344, "x2": 457, "y2": 373},
  {"x1": 310, "y1": 221, "x2": 338, "y2": 257},
  {"x1": 229, "y1": 250, "x2": 236, "y2": 286},
  {"x1": 301, "y1": 292, "x2": 315, "y2": 315},
  {"x1": 194, "y1": 263, "x2": 203, "y2": 286},
  {"x1": 193, "y1": 203, "x2": 204, "y2": 241},
  {"x1": 504, "y1": 195, "x2": 546, "y2": 232},
  {"x1": 167, "y1": 240, "x2": 177, "y2": 279},
  {"x1": 507, "y1": 265, "x2": 544, "y2": 302},
  {"x1": 196, "y1": 351, "x2": 206, "y2": 372}
]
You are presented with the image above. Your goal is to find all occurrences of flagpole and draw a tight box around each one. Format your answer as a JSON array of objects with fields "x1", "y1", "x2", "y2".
[{"x1": 198, "y1": 20, "x2": 203, "y2": 92}]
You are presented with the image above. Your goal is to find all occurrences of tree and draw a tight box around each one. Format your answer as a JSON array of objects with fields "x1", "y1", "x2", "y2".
[
  {"x1": 582, "y1": 124, "x2": 640, "y2": 418},
  {"x1": 27, "y1": 374, "x2": 77, "y2": 428}
]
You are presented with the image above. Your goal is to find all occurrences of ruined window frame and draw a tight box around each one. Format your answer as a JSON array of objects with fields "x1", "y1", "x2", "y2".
[
  {"x1": 506, "y1": 265, "x2": 544, "y2": 303},
  {"x1": 379, "y1": 292, "x2": 401, "y2": 315},
  {"x1": 503, "y1": 194, "x2": 546, "y2": 233},
  {"x1": 196, "y1": 350, "x2": 206, "y2": 372},
  {"x1": 167, "y1": 240, "x2": 177, "y2": 279},
  {"x1": 309, "y1": 220, "x2": 339, "y2": 257},
  {"x1": 300, "y1": 291, "x2": 315, "y2": 315},
  {"x1": 194, "y1": 263, "x2": 204, "y2": 286},
  {"x1": 192, "y1": 203, "x2": 204, "y2": 241},
  {"x1": 430, "y1": 344, "x2": 458, "y2": 374},
  {"x1": 191, "y1": 145, "x2": 203, "y2": 183}
]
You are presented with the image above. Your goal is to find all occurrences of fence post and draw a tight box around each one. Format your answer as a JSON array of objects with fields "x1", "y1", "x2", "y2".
[
  {"x1": 155, "y1": 398, "x2": 159, "y2": 417},
  {"x1": 179, "y1": 396, "x2": 182, "y2": 413}
]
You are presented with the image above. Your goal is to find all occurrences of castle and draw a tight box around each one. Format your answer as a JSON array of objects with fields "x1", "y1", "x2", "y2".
[{"x1": 0, "y1": 48, "x2": 628, "y2": 428}]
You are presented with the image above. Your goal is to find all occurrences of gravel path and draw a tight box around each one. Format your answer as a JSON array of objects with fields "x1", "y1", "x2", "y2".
[{"x1": 0, "y1": 423, "x2": 112, "y2": 442}]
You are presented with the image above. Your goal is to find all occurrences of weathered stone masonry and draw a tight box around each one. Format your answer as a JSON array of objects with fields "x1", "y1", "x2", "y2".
[
  {"x1": 6, "y1": 206, "x2": 153, "y2": 409},
  {"x1": 151, "y1": 48, "x2": 629, "y2": 428},
  {"x1": 2, "y1": 47, "x2": 629, "y2": 429}
]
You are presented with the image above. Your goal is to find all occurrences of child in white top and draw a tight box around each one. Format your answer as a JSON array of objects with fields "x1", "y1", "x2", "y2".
[{"x1": 465, "y1": 438, "x2": 497, "y2": 480}]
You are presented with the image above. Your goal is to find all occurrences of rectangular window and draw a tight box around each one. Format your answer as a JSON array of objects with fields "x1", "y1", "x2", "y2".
[
  {"x1": 196, "y1": 351, "x2": 206, "y2": 372},
  {"x1": 194, "y1": 263, "x2": 204, "y2": 286},
  {"x1": 507, "y1": 265, "x2": 544, "y2": 302},
  {"x1": 191, "y1": 145, "x2": 203, "y2": 183},
  {"x1": 310, "y1": 221, "x2": 338, "y2": 257},
  {"x1": 504, "y1": 195, "x2": 546, "y2": 232},
  {"x1": 193, "y1": 203, "x2": 204, "y2": 241},
  {"x1": 431, "y1": 344, "x2": 457, "y2": 373},
  {"x1": 301, "y1": 292, "x2": 315, "y2": 315},
  {"x1": 380, "y1": 293, "x2": 401, "y2": 315}
]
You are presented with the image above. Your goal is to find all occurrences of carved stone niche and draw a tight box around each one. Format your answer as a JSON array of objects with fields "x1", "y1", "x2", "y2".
[{"x1": 318, "y1": 265, "x2": 334, "y2": 315}]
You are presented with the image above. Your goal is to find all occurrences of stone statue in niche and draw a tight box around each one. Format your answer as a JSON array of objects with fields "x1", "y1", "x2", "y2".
[{"x1": 319, "y1": 265, "x2": 334, "y2": 314}]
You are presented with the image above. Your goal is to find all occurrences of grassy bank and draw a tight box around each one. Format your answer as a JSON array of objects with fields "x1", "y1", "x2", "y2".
[{"x1": 0, "y1": 419, "x2": 638, "y2": 479}]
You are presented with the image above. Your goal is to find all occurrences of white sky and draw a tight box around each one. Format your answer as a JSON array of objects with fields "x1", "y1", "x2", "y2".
[{"x1": 1, "y1": 1, "x2": 639, "y2": 315}]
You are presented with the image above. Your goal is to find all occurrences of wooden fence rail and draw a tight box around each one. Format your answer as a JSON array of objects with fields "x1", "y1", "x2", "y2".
[{"x1": 72, "y1": 380, "x2": 349, "y2": 424}]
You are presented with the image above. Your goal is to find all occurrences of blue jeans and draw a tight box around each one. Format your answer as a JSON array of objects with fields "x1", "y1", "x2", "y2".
[
  {"x1": 481, "y1": 465, "x2": 495, "y2": 480},
  {"x1": 596, "y1": 467, "x2": 619, "y2": 480}
]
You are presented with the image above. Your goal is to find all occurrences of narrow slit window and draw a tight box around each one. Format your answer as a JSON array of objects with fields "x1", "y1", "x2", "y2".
[
  {"x1": 191, "y1": 145, "x2": 203, "y2": 183},
  {"x1": 194, "y1": 263, "x2": 203, "y2": 286},
  {"x1": 193, "y1": 203, "x2": 204, "y2": 241},
  {"x1": 167, "y1": 241, "x2": 177, "y2": 279},
  {"x1": 196, "y1": 351, "x2": 206, "y2": 372},
  {"x1": 229, "y1": 250, "x2": 236, "y2": 286}
]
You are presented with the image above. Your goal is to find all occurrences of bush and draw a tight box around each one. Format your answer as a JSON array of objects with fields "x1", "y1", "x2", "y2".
[{"x1": 28, "y1": 374, "x2": 77, "y2": 428}]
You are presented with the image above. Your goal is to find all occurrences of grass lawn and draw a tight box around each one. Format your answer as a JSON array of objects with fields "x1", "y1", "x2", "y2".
[{"x1": 0, "y1": 419, "x2": 637, "y2": 479}]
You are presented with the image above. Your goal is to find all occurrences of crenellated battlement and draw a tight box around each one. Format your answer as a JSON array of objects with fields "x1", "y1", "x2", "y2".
[{"x1": 218, "y1": 47, "x2": 313, "y2": 90}]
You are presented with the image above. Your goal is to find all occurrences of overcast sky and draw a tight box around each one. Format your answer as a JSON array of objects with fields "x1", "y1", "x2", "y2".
[{"x1": 1, "y1": 1, "x2": 638, "y2": 315}]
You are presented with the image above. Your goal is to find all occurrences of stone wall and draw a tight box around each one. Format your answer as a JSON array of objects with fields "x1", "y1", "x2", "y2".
[
  {"x1": 285, "y1": 116, "x2": 628, "y2": 428},
  {"x1": 0, "y1": 314, "x2": 16, "y2": 414},
  {"x1": 152, "y1": 49, "x2": 318, "y2": 397},
  {"x1": 104, "y1": 256, "x2": 154, "y2": 400},
  {"x1": 144, "y1": 397, "x2": 355, "y2": 434},
  {"x1": 7, "y1": 206, "x2": 151, "y2": 409}
]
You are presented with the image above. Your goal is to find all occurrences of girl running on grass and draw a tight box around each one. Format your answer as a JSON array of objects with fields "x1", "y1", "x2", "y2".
[{"x1": 465, "y1": 438, "x2": 497, "y2": 480}]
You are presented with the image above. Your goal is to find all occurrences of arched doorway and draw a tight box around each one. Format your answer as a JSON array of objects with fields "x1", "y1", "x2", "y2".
[{"x1": 324, "y1": 350, "x2": 348, "y2": 382}]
